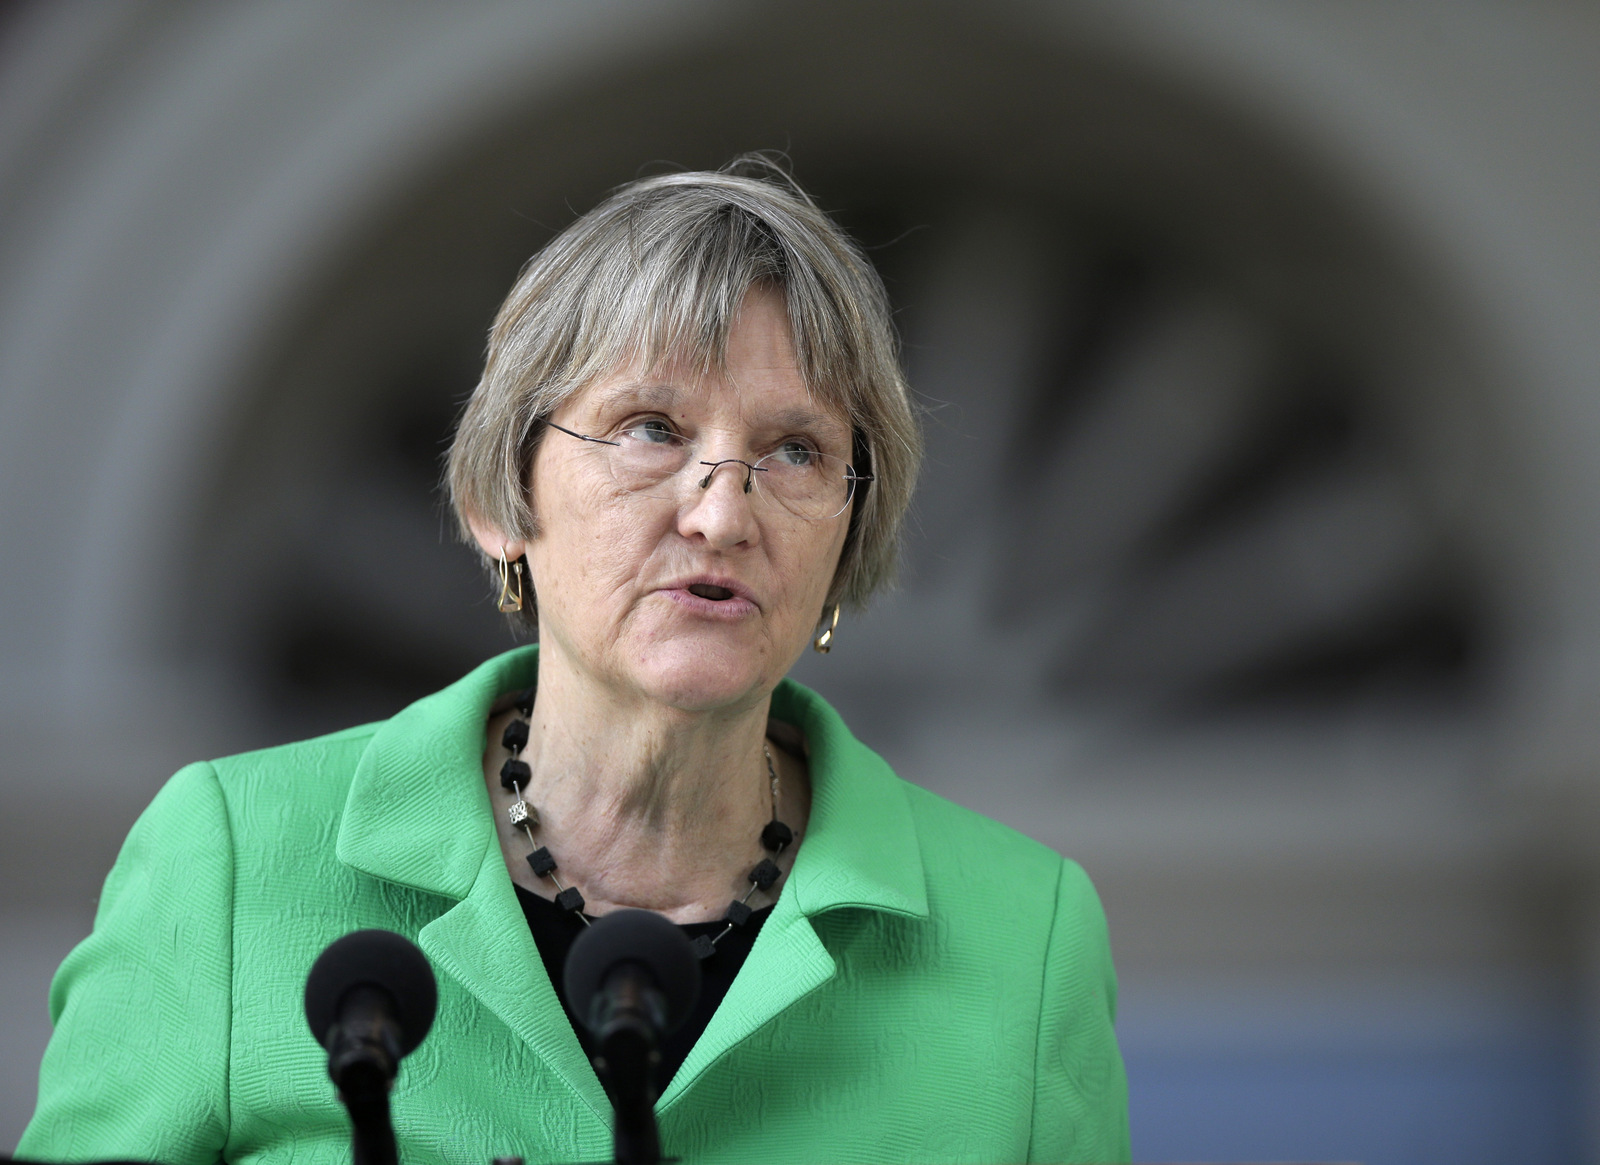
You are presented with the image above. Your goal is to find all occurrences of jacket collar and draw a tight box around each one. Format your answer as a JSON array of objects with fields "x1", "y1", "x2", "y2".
[
  {"x1": 336, "y1": 647, "x2": 530, "y2": 900},
  {"x1": 769, "y1": 678, "x2": 929, "y2": 921},
  {"x1": 336, "y1": 646, "x2": 929, "y2": 1115},
  {"x1": 338, "y1": 644, "x2": 928, "y2": 920}
]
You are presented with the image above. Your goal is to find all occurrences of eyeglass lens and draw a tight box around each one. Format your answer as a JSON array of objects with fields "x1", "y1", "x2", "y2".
[{"x1": 601, "y1": 426, "x2": 858, "y2": 520}]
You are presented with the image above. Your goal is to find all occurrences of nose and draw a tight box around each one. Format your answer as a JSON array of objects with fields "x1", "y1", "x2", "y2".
[{"x1": 677, "y1": 456, "x2": 762, "y2": 549}]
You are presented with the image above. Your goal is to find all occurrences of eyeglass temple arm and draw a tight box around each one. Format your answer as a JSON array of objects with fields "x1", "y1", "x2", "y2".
[{"x1": 546, "y1": 421, "x2": 619, "y2": 446}]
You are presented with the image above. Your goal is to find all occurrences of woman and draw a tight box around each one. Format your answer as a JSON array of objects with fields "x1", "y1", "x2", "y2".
[{"x1": 20, "y1": 160, "x2": 1128, "y2": 1164}]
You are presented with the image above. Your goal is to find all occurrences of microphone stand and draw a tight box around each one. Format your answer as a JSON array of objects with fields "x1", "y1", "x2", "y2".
[
  {"x1": 304, "y1": 930, "x2": 437, "y2": 1165},
  {"x1": 562, "y1": 910, "x2": 702, "y2": 1165},
  {"x1": 341, "y1": 1088, "x2": 396, "y2": 1165},
  {"x1": 590, "y1": 965, "x2": 668, "y2": 1165},
  {"x1": 325, "y1": 985, "x2": 402, "y2": 1165}
]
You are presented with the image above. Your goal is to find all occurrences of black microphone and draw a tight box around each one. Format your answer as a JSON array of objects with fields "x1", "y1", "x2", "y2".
[
  {"x1": 305, "y1": 930, "x2": 438, "y2": 1165},
  {"x1": 564, "y1": 910, "x2": 701, "y2": 1165}
]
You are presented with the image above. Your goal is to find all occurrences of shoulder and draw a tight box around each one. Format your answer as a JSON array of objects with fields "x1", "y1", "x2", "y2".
[
  {"x1": 117, "y1": 723, "x2": 379, "y2": 859},
  {"x1": 896, "y1": 777, "x2": 1102, "y2": 939},
  {"x1": 897, "y1": 777, "x2": 1065, "y2": 881},
  {"x1": 110, "y1": 715, "x2": 379, "y2": 858},
  {"x1": 104, "y1": 723, "x2": 385, "y2": 915},
  {"x1": 204, "y1": 721, "x2": 381, "y2": 803},
  {"x1": 197, "y1": 644, "x2": 538, "y2": 810},
  {"x1": 775, "y1": 676, "x2": 1096, "y2": 922}
]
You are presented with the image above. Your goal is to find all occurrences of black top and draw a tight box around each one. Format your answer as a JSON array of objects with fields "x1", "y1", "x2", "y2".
[{"x1": 514, "y1": 885, "x2": 772, "y2": 1090}]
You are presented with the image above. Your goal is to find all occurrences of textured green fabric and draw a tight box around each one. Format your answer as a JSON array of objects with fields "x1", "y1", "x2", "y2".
[{"x1": 20, "y1": 646, "x2": 1129, "y2": 1164}]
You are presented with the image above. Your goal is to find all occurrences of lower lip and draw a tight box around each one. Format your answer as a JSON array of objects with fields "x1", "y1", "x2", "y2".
[{"x1": 660, "y1": 588, "x2": 759, "y2": 621}]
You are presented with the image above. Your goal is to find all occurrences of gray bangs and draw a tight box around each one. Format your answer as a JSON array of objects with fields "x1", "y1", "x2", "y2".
[{"x1": 520, "y1": 173, "x2": 878, "y2": 421}]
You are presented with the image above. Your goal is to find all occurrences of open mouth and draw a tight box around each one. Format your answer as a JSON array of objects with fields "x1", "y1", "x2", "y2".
[{"x1": 687, "y1": 583, "x2": 736, "y2": 601}]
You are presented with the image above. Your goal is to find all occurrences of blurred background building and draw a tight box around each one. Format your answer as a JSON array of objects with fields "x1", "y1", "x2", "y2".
[{"x1": 2, "y1": 3, "x2": 1599, "y2": 1162}]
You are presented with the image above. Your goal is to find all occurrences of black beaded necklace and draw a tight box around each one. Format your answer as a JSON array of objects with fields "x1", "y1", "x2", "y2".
[{"x1": 494, "y1": 690, "x2": 796, "y2": 960}]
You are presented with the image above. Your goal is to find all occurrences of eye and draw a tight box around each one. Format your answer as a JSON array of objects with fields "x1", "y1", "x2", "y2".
[
  {"x1": 620, "y1": 417, "x2": 680, "y2": 445},
  {"x1": 772, "y1": 439, "x2": 819, "y2": 468}
]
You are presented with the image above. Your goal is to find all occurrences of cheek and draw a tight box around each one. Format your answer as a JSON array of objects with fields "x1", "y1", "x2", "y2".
[
  {"x1": 529, "y1": 476, "x2": 659, "y2": 618},
  {"x1": 773, "y1": 521, "x2": 849, "y2": 615}
]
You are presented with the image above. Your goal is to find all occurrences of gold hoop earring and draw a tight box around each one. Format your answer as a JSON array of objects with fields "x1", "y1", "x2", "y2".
[
  {"x1": 813, "y1": 605, "x2": 840, "y2": 654},
  {"x1": 497, "y1": 546, "x2": 524, "y2": 614}
]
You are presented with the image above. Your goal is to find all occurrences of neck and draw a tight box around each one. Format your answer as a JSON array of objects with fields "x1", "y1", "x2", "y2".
[{"x1": 514, "y1": 644, "x2": 784, "y2": 919}]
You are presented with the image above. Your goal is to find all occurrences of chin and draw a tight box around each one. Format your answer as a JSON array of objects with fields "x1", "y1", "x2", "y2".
[{"x1": 627, "y1": 636, "x2": 775, "y2": 713}]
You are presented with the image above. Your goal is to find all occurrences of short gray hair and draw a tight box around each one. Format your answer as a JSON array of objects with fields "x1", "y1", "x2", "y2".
[{"x1": 446, "y1": 156, "x2": 921, "y2": 630}]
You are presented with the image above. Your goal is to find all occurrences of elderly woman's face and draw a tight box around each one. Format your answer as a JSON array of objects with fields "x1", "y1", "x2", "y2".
[{"x1": 522, "y1": 287, "x2": 853, "y2": 713}]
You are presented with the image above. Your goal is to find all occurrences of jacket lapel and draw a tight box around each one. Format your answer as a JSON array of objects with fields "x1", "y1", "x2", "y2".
[
  {"x1": 659, "y1": 679, "x2": 930, "y2": 1108},
  {"x1": 419, "y1": 836, "x2": 612, "y2": 1121},
  {"x1": 336, "y1": 647, "x2": 612, "y2": 1120}
]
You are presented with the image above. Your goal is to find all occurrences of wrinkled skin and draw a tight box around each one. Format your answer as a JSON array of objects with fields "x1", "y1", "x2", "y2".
[{"x1": 467, "y1": 288, "x2": 846, "y2": 919}]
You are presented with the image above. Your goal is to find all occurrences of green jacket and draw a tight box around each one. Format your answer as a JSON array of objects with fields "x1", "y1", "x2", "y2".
[{"x1": 21, "y1": 647, "x2": 1128, "y2": 1165}]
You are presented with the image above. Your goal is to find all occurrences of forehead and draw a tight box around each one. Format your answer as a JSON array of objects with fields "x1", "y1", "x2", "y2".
[{"x1": 564, "y1": 284, "x2": 853, "y2": 439}]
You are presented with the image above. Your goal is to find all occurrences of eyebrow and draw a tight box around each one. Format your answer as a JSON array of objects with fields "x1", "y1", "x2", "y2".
[
  {"x1": 587, "y1": 380, "x2": 681, "y2": 414},
  {"x1": 584, "y1": 381, "x2": 851, "y2": 446},
  {"x1": 765, "y1": 407, "x2": 850, "y2": 442}
]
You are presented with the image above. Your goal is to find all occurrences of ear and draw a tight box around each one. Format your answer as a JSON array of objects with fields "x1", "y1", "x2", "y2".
[{"x1": 465, "y1": 512, "x2": 526, "y2": 563}]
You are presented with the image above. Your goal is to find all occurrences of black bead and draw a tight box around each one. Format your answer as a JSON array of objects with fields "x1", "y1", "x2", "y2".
[
  {"x1": 555, "y1": 886, "x2": 585, "y2": 914},
  {"x1": 689, "y1": 934, "x2": 717, "y2": 961},
  {"x1": 501, "y1": 718, "x2": 530, "y2": 754},
  {"x1": 748, "y1": 858, "x2": 781, "y2": 891},
  {"x1": 724, "y1": 899, "x2": 753, "y2": 927},
  {"x1": 761, "y1": 819, "x2": 794, "y2": 853},
  {"x1": 513, "y1": 686, "x2": 535, "y2": 717},
  {"x1": 526, "y1": 846, "x2": 557, "y2": 877},
  {"x1": 500, "y1": 758, "x2": 531, "y2": 791}
]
